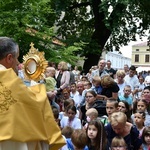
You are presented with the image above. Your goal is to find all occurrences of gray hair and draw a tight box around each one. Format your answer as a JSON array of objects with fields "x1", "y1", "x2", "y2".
[{"x1": 0, "y1": 37, "x2": 18, "y2": 60}]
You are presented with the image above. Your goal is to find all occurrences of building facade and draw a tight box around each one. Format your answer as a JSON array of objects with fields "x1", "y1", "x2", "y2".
[
  {"x1": 132, "y1": 42, "x2": 150, "y2": 67},
  {"x1": 101, "y1": 51, "x2": 131, "y2": 69}
]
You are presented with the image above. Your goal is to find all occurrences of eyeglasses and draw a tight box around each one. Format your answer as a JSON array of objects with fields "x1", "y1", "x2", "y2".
[{"x1": 85, "y1": 96, "x2": 94, "y2": 99}]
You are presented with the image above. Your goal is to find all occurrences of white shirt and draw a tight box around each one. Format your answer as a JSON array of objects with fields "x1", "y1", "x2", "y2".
[
  {"x1": 124, "y1": 75, "x2": 139, "y2": 91},
  {"x1": 60, "y1": 116, "x2": 82, "y2": 129},
  {"x1": 70, "y1": 91, "x2": 82, "y2": 107}
]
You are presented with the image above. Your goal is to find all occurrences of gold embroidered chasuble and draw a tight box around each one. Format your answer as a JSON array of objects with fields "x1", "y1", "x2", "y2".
[{"x1": 0, "y1": 68, "x2": 65, "y2": 150}]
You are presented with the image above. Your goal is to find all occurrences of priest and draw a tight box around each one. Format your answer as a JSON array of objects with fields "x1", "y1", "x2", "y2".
[{"x1": 0, "y1": 37, "x2": 65, "y2": 150}]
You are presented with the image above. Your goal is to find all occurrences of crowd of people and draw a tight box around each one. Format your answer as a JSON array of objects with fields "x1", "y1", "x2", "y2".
[
  {"x1": 37, "y1": 58, "x2": 150, "y2": 150},
  {"x1": 1, "y1": 36, "x2": 150, "y2": 150},
  {"x1": 44, "y1": 59, "x2": 150, "y2": 150}
]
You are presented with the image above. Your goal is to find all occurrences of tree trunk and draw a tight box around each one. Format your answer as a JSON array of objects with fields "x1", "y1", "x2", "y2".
[{"x1": 83, "y1": 0, "x2": 111, "y2": 73}]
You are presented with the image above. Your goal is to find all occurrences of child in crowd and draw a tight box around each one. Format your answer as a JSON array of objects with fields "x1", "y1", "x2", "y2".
[
  {"x1": 104, "y1": 100, "x2": 118, "y2": 126},
  {"x1": 60, "y1": 126, "x2": 74, "y2": 150},
  {"x1": 44, "y1": 67, "x2": 60, "y2": 110},
  {"x1": 80, "y1": 81, "x2": 92, "y2": 107},
  {"x1": 62, "y1": 126, "x2": 74, "y2": 139},
  {"x1": 44, "y1": 67, "x2": 56, "y2": 92},
  {"x1": 132, "y1": 99, "x2": 150, "y2": 127},
  {"x1": 86, "y1": 119, "x2": 107, "y2": 150},
  {"x1": 61, "y1": 128, "x2": 88, "y2": 150},
  {"x1": 133, "y1": 111, "x2": 145, "y2": 137},
  {"x1": 111, "y1": 136, "x2": 127, "y2": 150},
  {"x1": 91, "y1": 75, "x2": 103, "y2": 99},
  {"x1": 119, "y1": 85, "x2": 133, "y2": 109},
  {"x1": 81, "y1": 75, "x2": 89, "y2": 83},
  {"x1": 70, "y1": 82, "x2": 80, "y2": 107},
  {"x1": 52, "y1": 106, "x2": 60, "y2": 127},
  {"x1": 59, "y1": 98, "x2": 79, "y2": 121},
  {"x1": 142, "y1": 126, "x2": 150, "y2": 150},
  {"x1": 71, "y1": 129, "x2": 89, "y2": 150},
  {"x1": 70, "y1": 82, "x2": 78, "y2": 98},
  {"x1": 60, "y1": 106, "x2": 82, "y2": 129},
  {"x1": 83, "y1": 108, "x2": 98, "y2": 130}
]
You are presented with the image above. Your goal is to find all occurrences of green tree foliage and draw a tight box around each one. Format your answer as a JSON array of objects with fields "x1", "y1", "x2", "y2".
[
  {"x1": 54, "y1": 0, "x2": 150, "y2": 72},
  {"x1": 0, "y1": 0, "x2": 83, "y2": 65}
]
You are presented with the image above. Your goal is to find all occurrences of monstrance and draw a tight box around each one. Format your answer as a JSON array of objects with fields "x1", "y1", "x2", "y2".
[{"x1": 23, "y1": 42, "x2": 48, "y2": 82}]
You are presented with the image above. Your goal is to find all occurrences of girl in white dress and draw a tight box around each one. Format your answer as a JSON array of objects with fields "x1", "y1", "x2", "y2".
[{"x1": 60, "y1": 106, "x2": 82, "y2": 129}]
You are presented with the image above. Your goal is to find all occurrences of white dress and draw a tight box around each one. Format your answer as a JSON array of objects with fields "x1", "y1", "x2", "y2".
[{"x1": 60, "y1": 116, "x2": 82, "y2": 129}]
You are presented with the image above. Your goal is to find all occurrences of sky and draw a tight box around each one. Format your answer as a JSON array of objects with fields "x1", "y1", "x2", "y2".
[{"x1": 120, "y1": 36, "x2": 149, "y2": 58}]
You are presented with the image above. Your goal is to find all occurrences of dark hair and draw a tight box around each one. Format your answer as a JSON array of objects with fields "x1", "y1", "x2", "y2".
[
  {"x1": 85, "y1": 90, "x2": 97, "y2": 97},
  {"x1": 52, "y1": 106, "x2": 59, "y2": 119},
  {"x1": 70, "y1": 82, "x2": 76, "y2": 86},
  {"x1": 129, "y1": 65, "x2": 136, "y2": 71},
  {"x1": 67, "y1": 105, "x2": 77, "y2": 114},
  {"x1": 107, "y1": 60, "x2": 111, "y2": 63},
  {"x1": 135, "y1": 110, "x2": 146, "y2": 118},
  {"x1": 81, "y1": 75, "x2": 88, "y2": 81},
  {"x1": 63, "y1": 98, "x2": 74, "y2": 110},
  {"x1": 48, "y1": 61, "x2": 56, "y2": 68},
  {"x1": 119, "y1": 100, "x2": 132, "y2": 123},
  {"x1": 142, "y1": 126, "x2": 150, "y2": 144},
  {"x1": 87, "y1": 119, "x2": 107, "y2": 150},
  {"x1": 144, "y1": 86, "x2": 150, "y2": 91},
  {"x1": 0, "y1": 37, "x2": 18, "y2": 60}
]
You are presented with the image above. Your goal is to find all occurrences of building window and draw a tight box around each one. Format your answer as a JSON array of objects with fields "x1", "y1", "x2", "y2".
[
  {"x1": 135, "y1": 54, "x2": 139, "y2": 62},
  {"x1": 146, "y1": 49, "x2": 150, "y2": 51},
  {"x1": 136, "y1": 49, "x2": 139, "y2": 51},
  {"x1": 145, "y1": 55, "x2": 150, "y2": 62}
]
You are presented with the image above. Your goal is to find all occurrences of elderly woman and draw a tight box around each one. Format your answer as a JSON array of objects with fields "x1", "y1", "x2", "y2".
[
  {"x1": 105, "y1": 112, "x2": 142, "y2": 150},
  {"x1": 100, "y1": 75, "x2": 119, "y2": 100},
  {"x1": 115, "y1": 70, "x2": 127, "y2": 96}
]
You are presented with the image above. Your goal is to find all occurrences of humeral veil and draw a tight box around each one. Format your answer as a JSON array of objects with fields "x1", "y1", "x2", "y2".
[{"x1": 0, "y1": 68, "x2": 65, "y2": 150}]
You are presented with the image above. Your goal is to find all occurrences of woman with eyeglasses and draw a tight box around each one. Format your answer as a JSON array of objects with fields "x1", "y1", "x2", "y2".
[{"x1": 79, "y1": 90, "x2": 106, "y2": 125}]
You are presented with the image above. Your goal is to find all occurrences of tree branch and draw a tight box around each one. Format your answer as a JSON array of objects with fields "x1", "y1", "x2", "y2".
[{"x1": 68, "y1": 2, "x2": 91, "y2": 10}]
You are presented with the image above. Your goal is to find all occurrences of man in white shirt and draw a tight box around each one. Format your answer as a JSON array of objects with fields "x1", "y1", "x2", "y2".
[{"x1": 124, "y1": 65, "x2": 139, "y2": 92}]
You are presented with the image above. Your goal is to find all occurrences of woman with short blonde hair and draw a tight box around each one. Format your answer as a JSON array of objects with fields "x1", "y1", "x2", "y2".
[
  {"x1": 116, "y1": 70, "x2": 126, "y2": 77},
  {"x1": 59, "y1": 61, "x2": 68, "y2": 71},
  {"x1": 109, "y1": 112, "x2": 127, "y2": 126},
  {"x1": 105, "y1": 111, "x2": 142, "y2": 150},
  {"x1": 55, "y1": 61, "x2": 70, "y2": 91},
  {"x1": 115, "y1": 70, "x2": 127, "y2": 96}
]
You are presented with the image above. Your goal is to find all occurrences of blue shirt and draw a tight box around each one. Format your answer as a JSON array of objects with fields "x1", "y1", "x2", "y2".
[
  {"x1": 66, "y1": 138, "x2": 89, "y2": 150},
  {"x1": 119, "y1": 95, "x2": 133, "y2": 105}
]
